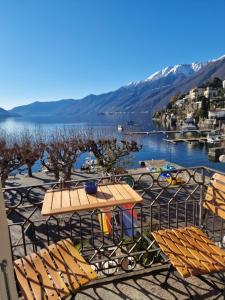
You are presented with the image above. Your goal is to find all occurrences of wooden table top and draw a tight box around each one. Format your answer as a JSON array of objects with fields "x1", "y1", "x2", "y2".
[{"x1": 41, "y1": 183, "x2": 142, "y2": 216}]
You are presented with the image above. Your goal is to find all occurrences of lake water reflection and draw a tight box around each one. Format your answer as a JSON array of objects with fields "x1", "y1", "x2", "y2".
[{"x1": 0, "y1": 114, "x2": 224, "y2": 172}]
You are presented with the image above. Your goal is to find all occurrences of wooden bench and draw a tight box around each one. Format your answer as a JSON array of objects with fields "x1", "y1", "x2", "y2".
[
  {"x1": 14, "y1": 238, "x2": 97, "y2": 300},
  {"x1": 152, "y1": 173, "x2": 225, "y2": 294}
]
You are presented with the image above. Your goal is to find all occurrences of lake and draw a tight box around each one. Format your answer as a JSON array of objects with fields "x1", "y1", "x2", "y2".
[{"x1": 0, "y1": 114, "x2": 225, "y2": 172}]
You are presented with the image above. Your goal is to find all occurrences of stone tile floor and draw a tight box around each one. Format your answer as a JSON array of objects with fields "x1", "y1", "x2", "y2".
[{"x1": 76, "y1": 269, "x2": 224, "y2": 300}]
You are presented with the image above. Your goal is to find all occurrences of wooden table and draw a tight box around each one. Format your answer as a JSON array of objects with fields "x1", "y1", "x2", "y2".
[{"x1": 41, "y1": 183, "x2": 142, "y2": 216}]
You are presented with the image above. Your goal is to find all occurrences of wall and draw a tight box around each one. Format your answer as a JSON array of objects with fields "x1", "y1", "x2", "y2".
[{"x1": 0, "y1": 183, "x2": 18, "y2": 300}]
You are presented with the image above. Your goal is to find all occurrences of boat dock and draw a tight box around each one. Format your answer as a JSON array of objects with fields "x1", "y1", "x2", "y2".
[
  {"x1": 124, "y1": 129, "x2": 212, "y2": 135},
  {"x1": 163, "y1": 137, "x2": 208, "y2": 144}
]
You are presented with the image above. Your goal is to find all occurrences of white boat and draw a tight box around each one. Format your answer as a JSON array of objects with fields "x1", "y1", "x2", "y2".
[
  {"x1": 207, "y1": 133, "x2": 223, "y2": 144},
  {"x1": 118, "y1": 124, "x2": 123, "y2": 131}
]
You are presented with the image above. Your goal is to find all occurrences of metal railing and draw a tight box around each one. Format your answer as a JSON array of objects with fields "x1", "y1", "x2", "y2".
[{"x1": 4, "y1": 166, "x2": 225, "y2": 283}]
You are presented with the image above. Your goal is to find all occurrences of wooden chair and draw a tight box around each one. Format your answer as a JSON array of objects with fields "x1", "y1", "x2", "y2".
[
  {"x1": 152, "y1": 173, "x2": 225, "y2": 296},
  {"x1": 14, "y1": 238, "x2": 97, "y2": 300}
]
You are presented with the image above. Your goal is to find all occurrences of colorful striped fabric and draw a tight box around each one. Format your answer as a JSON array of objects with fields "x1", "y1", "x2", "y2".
[
  {"x1": 98, "y1": 204, "x2": 138, "y2": 237},
  {"x1": 120, "y1": 204, "x2": 138, "y2": 237},
  {"x1": 98, "y1": 209, "x2": 112, "y2": 235}
]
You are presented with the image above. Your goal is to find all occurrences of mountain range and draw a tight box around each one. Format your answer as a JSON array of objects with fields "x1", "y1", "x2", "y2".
[
  {"x1": 6, "y1": 54, "x2": 225, "y2": 118},
  {"x1": 0, "y1": 107, "x2": 10, "y2": 118}
]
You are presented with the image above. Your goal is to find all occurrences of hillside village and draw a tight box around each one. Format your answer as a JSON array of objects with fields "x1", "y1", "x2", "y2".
[{"x1": 153, "y1": 77, "x2": 225, "y2": 130}]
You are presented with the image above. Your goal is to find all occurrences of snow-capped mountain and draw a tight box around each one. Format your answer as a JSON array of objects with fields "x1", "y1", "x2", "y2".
[
  {"x1": 145, "y1": 62, "x2": 207, "y2": 82},
  {"x1": 128, "y1": 62, "x2": 208, "y2": 86},
  {"x1": 9, "y1": 54, "x2": 225, "y2": 117}
]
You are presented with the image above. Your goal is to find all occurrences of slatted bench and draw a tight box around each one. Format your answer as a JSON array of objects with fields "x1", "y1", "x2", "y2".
[
  {"x1": 152, "y1": 173, "x2": 225, "y2": 295},
  {"x1": 14, "y1": 238, "x2": 98, "y2": 300}
]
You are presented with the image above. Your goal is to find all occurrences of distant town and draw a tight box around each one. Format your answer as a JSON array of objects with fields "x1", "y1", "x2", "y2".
[{"x1": 153, "y1": 77, "x2": 225, "y2": 130}]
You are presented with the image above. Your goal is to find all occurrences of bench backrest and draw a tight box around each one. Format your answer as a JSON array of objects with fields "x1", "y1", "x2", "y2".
[{"x1": 204, "y1": 173, "x2": 225, "y2": 219}]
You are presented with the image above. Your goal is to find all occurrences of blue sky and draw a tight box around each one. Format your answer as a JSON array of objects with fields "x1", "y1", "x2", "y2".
[{"x1": 0, "y1": 0, "x2": 224, "y2": 109}]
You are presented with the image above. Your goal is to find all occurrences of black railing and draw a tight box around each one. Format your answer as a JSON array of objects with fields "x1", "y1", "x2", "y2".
[{"x1": 4, "y1": 166, "x2": 225, "y2": 279}]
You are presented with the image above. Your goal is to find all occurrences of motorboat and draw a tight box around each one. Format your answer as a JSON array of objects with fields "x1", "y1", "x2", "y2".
[
  {"x1": 207, "y1": 133, "x2": 223, "y2": 144},
  {"x1": 118, "y1": 124, "x2": 123, "y2": 131}
]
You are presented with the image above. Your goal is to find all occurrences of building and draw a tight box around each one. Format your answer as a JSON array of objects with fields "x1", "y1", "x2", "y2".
[
  {"x1": 208, "y1": 108, "x2": 225, "y2": 119},
  {"x1": 189, "y1": 88, "x2": 204, "y2": 100},
  {"x1": 193, "y1": 101, "x2": 202, "y2": 110},
  {"x1": 175, "y1": 99, "x2": 185, "y2": 107},
  {"x1": 204, "y1": 87, "x2": 219, "y2": 98}
]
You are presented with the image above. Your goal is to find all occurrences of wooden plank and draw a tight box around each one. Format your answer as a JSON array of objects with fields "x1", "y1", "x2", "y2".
[
  {"x1": 51, "y1": 190, "x2": 62, "y2": 210},
  {"x1": 187, "y1": 227, "x2": 225, "y2": 262},
  {"x1": 48, "y1": 243, "x2": 80, "y2": 291},
  {"x1": 14, "y1": 259, "x2": 34, "y2": 300},
  {"x1": 22, "y1": 255, "x2": 47, "y2": 300},
  {"x1": 180, "y1": 228, "x2": 225, "y2": 271},
  {"x1": 56, "y1": 241, "x2": 89, "y2": 286},
  {"x1": 41, "y1": 192, "x2": 53, "y2": 216},
  {"x1": 30, "y1": 252, "x2": 59, "y2": 300},
  {"x1": 204, "y1": 185, "x2": 225, "y2": 220},
  {"x1": 61, "y1": 190, "x2": 71, "y2": 209},
  {"x1": 213, "y1": 173, "x2": 225, "y2": 185},
  {"x1": 42, "y1": 184, "x2": 142, "y2": 215},
  {"x1": 39, "y1": 248, "x2": 70, "y2": 299},
  {"x1": 114, "y1": 184, "x2": 133, "y2": 201},
  {"x1": 77, "y1": 188, "x2": 90, "y2": 206},
  {"x1": 86, "y1": 193, "x2": 98, "y2": 205},
  {"x1": 70, "y1": 189, "x2": 81, "y2": 207},
  {"x1": 107, "y1": 184, "x2": 125, "y2": 201},
  {"x1": 213, "y1": 179, "x2": 225, "y2": 193},
  {"x1": 152, "y1": 231, "x2": 191, "y2": 278},
  {"x1": 172, "y1": 229, "x2": 221, "y2": 273},
  {"x1": 98, "y1": 185, "x2": 115, "y2": 202},
  {"x1": 62, "y1": 239, "x2": 98, "y2": 280},
  {"x1": 95, "y1": 189, "x2": 108, "y2": 204},
  {"x1": 164, "y1": 230, "x2": 207, "y2": 275},
  {"x1": 122, "y1": 184, "x2": 142, "y2": 202}
]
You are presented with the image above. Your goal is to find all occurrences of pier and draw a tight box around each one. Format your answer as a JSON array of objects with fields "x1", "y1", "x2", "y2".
[
  {"x1": 124, "y1": 129, "x2": 212, "y2": 135},
  {"x1": 163, "y1": 137, "x2": 208, "y2": 144}
]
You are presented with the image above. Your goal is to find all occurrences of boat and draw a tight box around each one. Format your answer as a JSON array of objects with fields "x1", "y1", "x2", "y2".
[
  {"x1": 207, "y1": 132, "x2": 223, "y2": 144},
  {"x1": 81, "y1": 157, "x2": 98, "y2": 172},
  {"x1": 118, "y1": 124, "x2": 123, "y2": 131},
  {"x1": 162, "y1": 164, "x2": 176, "y2": 172}
]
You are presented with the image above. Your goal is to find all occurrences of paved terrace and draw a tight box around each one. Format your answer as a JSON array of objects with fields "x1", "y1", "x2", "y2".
[
  {"x1": 76, "y1": 269, "x2": 224, "y2": 300},
  {"x1": 5, "y1": 165, "x2": 225, "y2": 300}
]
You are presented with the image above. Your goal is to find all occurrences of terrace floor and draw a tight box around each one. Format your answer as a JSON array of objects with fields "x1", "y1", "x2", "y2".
[{"x1": 76, "y1": 268, "x2": 224, "y2": 300}]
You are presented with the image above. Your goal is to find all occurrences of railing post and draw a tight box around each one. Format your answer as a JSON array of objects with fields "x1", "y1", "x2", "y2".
[
  {"x1": 0, "y1": 182, "x2": 18, "y2": 300},
  {"x1": 199, "y1": 168, "x2": 205, "y2": 227}
]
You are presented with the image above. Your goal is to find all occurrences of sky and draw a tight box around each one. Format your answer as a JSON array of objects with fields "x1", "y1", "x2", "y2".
[{"x1": 0, "y1": 0, "x2": 225, "y2": 110}]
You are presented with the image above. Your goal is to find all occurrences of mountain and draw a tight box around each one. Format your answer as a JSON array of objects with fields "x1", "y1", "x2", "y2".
[
  {"x1": 9, "y1": 99, "x2": 76, "y2": 117},
  {"x1": 0, "y1": 107, "x2": 11, "y2": 118},
  {"x1": 129, "y1": 62, "x2": 207, "y2": 84},
  {"x1": 9, "y1": 55, "x2": 225, "y2": 117}
]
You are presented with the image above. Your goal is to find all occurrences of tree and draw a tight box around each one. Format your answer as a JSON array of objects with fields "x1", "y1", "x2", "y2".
[
  {"x1": 41, "y1": 128, "x2": 86, "y2": 180},
  {"x1": 200, "y1": 77, "x2": 222, "y2": 89},
  {"x1": 199, "y1": 96, "x2": 210, "y2": 119},
  {"x1": 20, "y1": 129, "x2": 45, "y2": 177},
  {"x1": 86, "y1": 137, "x2": 142, "y2": 174},
  {"x1": 0, "y1": 130, "x2": 23, "y2": 187}
]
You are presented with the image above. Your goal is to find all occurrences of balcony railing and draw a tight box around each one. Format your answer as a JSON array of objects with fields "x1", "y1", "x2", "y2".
[{"x1": 4, "y1": 166, "x2": 225, "y2": 287}]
